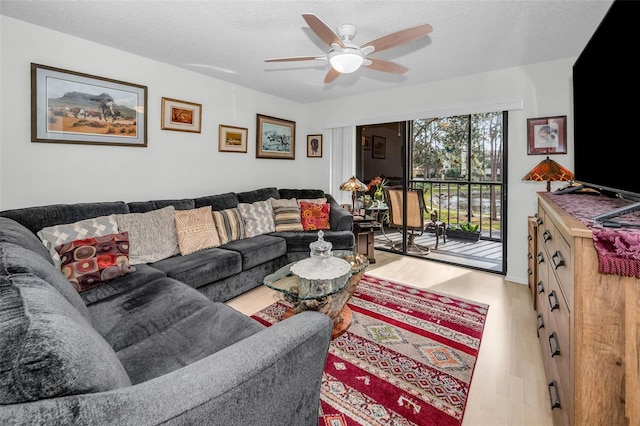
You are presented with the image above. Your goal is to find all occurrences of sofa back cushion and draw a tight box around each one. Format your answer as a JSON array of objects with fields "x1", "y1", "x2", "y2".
[
  {"x1": 0, "y1": 242, "x2": 92, "y2": 324},
  {"x1": 0, "y1": 201, "x2": 129, "y2": 235},
  {"x1": 193, "y1": 192, "x2": 239, "y2": 211},
  {"x1": 237, "y1": 187, "x2": 280, "y2": 204},
  {"x1": 127, "y1": 198, "x2": 195, "y2": 213},
  {"x1": 0, "y1": 273, "x2": 131, "y2": 404},
  {"x1": 0, "y1": 217, "x2": 52, "y2": 263},
  {"x1": 278, "y1": 188, "x2": 326, "y2": 200}
]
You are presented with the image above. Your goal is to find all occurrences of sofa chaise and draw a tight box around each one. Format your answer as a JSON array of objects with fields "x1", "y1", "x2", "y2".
[{"x1": 0, "y1": 187, "x2": 354, "y2": 425}]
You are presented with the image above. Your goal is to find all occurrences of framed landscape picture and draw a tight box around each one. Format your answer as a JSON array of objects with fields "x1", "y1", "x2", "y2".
[
  {"x1": 372, "y1": 135, "x2": 386, "y2": 159},
  {"x1": 31, "y1": 63, "x2": 147, "y2": 147},
  {"x1": 161, "y1": 97, "x2": 202, "y2": 133},
  {"x1": 307, "y1": 134, "x2": 322, "y2": 157},
  {"x1": 219, "y1": 124, "x2": 248, "y2": 153},
  {"x1": 527, "y1": 115, "x2": 567, "y2": 155},
  {"x1": 256, "y1": 114, "x2": 295, "y2": 159}
]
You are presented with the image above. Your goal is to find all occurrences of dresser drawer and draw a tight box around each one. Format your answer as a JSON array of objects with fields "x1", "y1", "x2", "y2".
[
  {"x1": 547, "y1": 361, "x2": 571, "y2": 426},
  {"x1": 551, "y1": 231, "x2": 574, "y2": 309}
]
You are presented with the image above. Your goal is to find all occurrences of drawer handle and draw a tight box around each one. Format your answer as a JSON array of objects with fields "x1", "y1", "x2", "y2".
[
  {"x1": 551, "y1": 251, "x2": 565, "y2": 269},
  {"x1": 537, "y1": 252, "x2": 545, "y2": 264},
  {"x1": 548, "y1": 332, "x2": 561, "y2": 357},
  {"x1": 548, "y1": 380, "x2": 561, "y2": 409},
  {"x1": 528, "y1": 252, "x2": 533, "y2": 260},
  {"x1": 543, "y1": 230, "x2": 552, "y2": 243},
  {"x1": 548, "y1": 290, "x2": 560, "y2": 311},
  {"x1": 536, "y1": 217, "x2": 543, "y2": 226},
  {"x1": 528, "y1": 267, "x2": 532, "y2": 276},
  {"x1": 537, "y1": 280, "x2": 544, "y2": 295},
  {"x1": 528, "y1": 234, "x2": 533, "y2": 242},
  {"x1": 537, "y1": 314, "x2": 544, "y2": 337}
]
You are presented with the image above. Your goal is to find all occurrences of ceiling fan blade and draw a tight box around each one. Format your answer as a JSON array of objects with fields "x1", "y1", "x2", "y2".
[
  {"x1": 365, "y1": 58, "x2": 408, "y2": 74},
  {"x1": 302, "y1": 13, "x2": 345, "y2": 48},
  {"x1": 324, "y1": 68, "x2": 341, "y2": 83},
  {"x1": 264, "y1": 56, "x2": 324, "y2": 62},
  {"x1": 362, "y1": 24, "x2": 433, "y2": 54}
]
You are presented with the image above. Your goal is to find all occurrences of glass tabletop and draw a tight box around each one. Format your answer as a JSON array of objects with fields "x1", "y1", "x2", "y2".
[{"x1": 263, "y1": 250, "x2": 369, "y2": 301}]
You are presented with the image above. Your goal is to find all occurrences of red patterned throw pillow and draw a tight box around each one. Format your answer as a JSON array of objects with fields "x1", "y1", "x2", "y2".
[
  {"x1": 55, "y1": 231, "x2": 136, "y2": 292},
  {"x1": 299, "y1": 201, "x2": 331, "y2": 231}
]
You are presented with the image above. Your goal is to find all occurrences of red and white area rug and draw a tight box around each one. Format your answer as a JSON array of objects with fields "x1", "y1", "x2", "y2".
[{"x1": 252, "y1": 274, "x2": 489, "y2": 426}]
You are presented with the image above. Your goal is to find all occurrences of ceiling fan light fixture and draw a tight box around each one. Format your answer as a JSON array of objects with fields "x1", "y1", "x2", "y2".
[{"x1": 329, "y1": 50, "x2": 364, "y2": 73}]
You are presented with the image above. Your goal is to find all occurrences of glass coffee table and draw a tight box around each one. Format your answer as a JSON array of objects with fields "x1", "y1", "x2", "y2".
[{"x1": 263, "y1": 250, "x2": 369, "y2": 338}]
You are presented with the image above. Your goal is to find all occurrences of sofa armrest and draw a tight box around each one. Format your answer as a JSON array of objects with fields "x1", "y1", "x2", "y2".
[
  {"x1": 0, "y1": 311, "x2": 333, "y2": 426},
  {"x1": 326, "y1": 194, "x2": 353, "y2": 231}
]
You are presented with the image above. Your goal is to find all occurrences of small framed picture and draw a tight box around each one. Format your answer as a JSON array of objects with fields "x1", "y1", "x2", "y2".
[
  {"x1": 256, "y1": 114, "x2": 295, "y2": 159},
  {"x1": 362, "y1": 135, "x2": 371, "y2": 150},
  {"x1": 161, "y1": 97, "x2": 202, "y2": 133},
  {"x1": 307, "y1": 134, "x2": 322, "y2": 157},
  {"x1": 372, "y1": 135, "x2": 386, "y2": 159},
  {"x1": 219, "y1": 124, "x2": 248, "y2": 153},
  {"x1": 527, "y1": 115, "x2": 567, "y2": 155}
]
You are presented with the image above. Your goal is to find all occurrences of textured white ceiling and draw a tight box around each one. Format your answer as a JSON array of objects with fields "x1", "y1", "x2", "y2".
[{"x1": 0, "y1": 0, "x2": 614, "y2": 104}]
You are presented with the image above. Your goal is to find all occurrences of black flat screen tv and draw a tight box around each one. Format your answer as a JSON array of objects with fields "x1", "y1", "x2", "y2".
[{"x1": 572, "y1": 0, "x2": 640, "y2": 221}]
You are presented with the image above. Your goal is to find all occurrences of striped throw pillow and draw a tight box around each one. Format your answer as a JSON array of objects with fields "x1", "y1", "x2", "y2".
[
  {"x1": 270, "y1": 198, "x2": 303, "y2": 232},
  {"x1": 212, "y1": 208, "x2": 245, "y2": 245}
]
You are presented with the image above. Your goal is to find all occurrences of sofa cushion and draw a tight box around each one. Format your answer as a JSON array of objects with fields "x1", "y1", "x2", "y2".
[
  {"x1": 174, "y1": 206, "x2": 220, "y2": 255},
  {"x1": 278, "y1": 188, "x2": 326, "y2": 200},
  {"x1": 193, "y1": 192, "x2": 239, "y2": 211},
  {"x1": 86, "y1": 276, "x2": 213, "y2": 352},
  {"x1": 300, "y1": 201, "x2": 331, "y2": 231},
  {"x1": 116, "y1": 302, "x2": 265, "y2": 384},
  {"x1": 127, "y1": 198, "x2": 195, "y2": 213},
  {"x1": 116, "y1": 206, "x2": 180, "y2": 264},
  {"x1": 236, "y1": 187, "x2": 280, "y2": 203},
  {"x1": 36, "y1": 214, "x2": 120, "y2": 268},
  {"x1": 222, "y1": 234, "x2": 287, "y2": 270},
  {"x1": 0, "y1": 217, "x2": 53, "y2": 264},
  {"x1": 238, "y1": 200, "x2": 276, "y2": 238},
  {"x1": 79, "y1": 263, "x2": 166, "y2": 306},
  {"x1": 150, "y1": 248, "x2": 242, "y2": 289},
  {"x1": 0, "y1": 242, "x2": 92, "y2": 324},
  {"x1": 56, "y1": 232, "x2": 136, "y2": 292},
  {"x1": 212, "y1": 207, "x2": 245, "y2": 244},
  {"x1": 270, "y1": 198, "x2": 304, "y2": 232},
  {"x1": 0, "y1": 273, "x2": 131, "y2": 404},
  {"x1": 0, "y1": 201, "x2": 129, "y2": 235}
]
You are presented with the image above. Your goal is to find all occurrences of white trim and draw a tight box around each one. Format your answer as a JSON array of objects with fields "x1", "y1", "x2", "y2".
[{"x1": 323, "y1": 100, "x2": 524, "y2": 129}]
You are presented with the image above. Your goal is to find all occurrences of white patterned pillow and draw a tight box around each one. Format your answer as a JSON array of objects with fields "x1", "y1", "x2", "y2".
[
  {"x1": 237, "y1": 200, "x2": 276, "y2": 238},
  {"x1": 174, "y1": 206, "x2": 220, "y2": 256},
  {"x1": 270, "y1": 198, "x2": 303, "y2": 232},
  {"x1": 116, "y1": 206, "x2": 180, "y2": 264},
  {"x1": 37, "y1": 215, "x2": 119, "y2": 268}
]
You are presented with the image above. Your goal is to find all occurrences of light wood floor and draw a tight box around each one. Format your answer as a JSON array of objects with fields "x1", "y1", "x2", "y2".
[{"x1": 226, "y1": 250, "x2": 553, "y2": 426}]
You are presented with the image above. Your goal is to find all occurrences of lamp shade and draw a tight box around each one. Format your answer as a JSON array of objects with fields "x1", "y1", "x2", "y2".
[
  {"x1": 329, "y1": 50, "x2": 364, "y2": 73},
  {"x1": 522, "y1": 156, "x2": 574, "y2": 192},
  {"x1": 339, "y1": 176, "x2": 368, "y2": 211}
]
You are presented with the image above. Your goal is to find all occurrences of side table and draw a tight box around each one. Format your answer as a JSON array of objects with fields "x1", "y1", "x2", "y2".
[{"x1": 353, "y1": 218, "x2": 381, "y2": 263}]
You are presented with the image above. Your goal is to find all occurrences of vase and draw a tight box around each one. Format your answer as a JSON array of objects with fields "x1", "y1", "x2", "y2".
[{"x1": 362, "y1": 195, "x2": 373, "y2": 208}]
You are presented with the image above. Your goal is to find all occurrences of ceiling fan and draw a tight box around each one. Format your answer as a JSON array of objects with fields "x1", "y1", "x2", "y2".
[{"x1": 264, "y1": 13, "x2": 433, "y2": 83}]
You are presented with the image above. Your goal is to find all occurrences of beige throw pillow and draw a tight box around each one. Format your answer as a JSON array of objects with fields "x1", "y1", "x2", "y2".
[
  {"x1": 174, "y1": 206, "x2": 220, "y2": 255},
  {"x1": 116, "y1": 206, "x2": 180, "y2": 264},
  {"x1": 270, "y1": 198, "x2": 303, "y2": 232}
]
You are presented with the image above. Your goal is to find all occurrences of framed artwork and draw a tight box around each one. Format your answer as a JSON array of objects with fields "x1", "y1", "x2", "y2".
[
  {"x1": 362, "y1": 135, "x2": 371, "y2": 150},
  {"x1": 161, "y1": 97, "x2": 202, "y2": 133},
  {"x1": 527, "y1": 115, "x2": 567, "y2": 155},
  {"x1": 307, "y1": 134, "x2": 322, "y2": 157},
  {"x1": 372, "y1": 135, "x2": 386, "y2": 159},
  {"x1": 256, "y1": 114, "x2": 296, "y2": 159},
  {"x1": 31, "y1": 63, "x2": 147, "y2": 147},
  {"x1": 218, "y1": 124, "x2": 248, "y2": 153}
]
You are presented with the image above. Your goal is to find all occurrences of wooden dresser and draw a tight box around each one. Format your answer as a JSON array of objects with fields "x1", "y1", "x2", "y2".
[{"x1": 535, "y1": 192, "x2": 640, "y2": 426}]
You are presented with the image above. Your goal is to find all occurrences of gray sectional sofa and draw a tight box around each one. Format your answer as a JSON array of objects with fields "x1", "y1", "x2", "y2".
[{"x1": 0, "y1": 187, "x2": 354, "y2": 425}]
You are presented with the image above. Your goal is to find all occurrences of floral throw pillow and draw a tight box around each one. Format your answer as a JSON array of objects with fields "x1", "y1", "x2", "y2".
[
  {"x1": 299, "y1": 201, "x2": 331, "y2": 231},
  {"x1": 55, "y1": 231, "x2": 136, "y2": 292}
]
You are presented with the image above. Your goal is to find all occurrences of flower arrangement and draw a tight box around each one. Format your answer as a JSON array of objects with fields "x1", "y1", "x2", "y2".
[{"x1": 367, "y1": 176, "x2": 389, "y2": 202}]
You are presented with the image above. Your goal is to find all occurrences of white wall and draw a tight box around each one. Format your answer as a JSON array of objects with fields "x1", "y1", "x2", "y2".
[
  {"x1": 1, "y1": 15, "x2": 576, "y2": 284},
  {"x1": 0, "y1": 16, "x2": 330, "y2": 210},
  {"x1": 307, "y1": 59, "x2": 575, "y2": 284}
]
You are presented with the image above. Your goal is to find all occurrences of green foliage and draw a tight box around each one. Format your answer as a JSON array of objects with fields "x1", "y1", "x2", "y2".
[{"x1": 448, "y1": 222, "x2": 479, "y2": 233}]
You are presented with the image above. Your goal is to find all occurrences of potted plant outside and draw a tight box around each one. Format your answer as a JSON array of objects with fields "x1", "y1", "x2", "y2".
[{"x1": 446, "y1": 222, "x2": 481, "y2": 242}]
